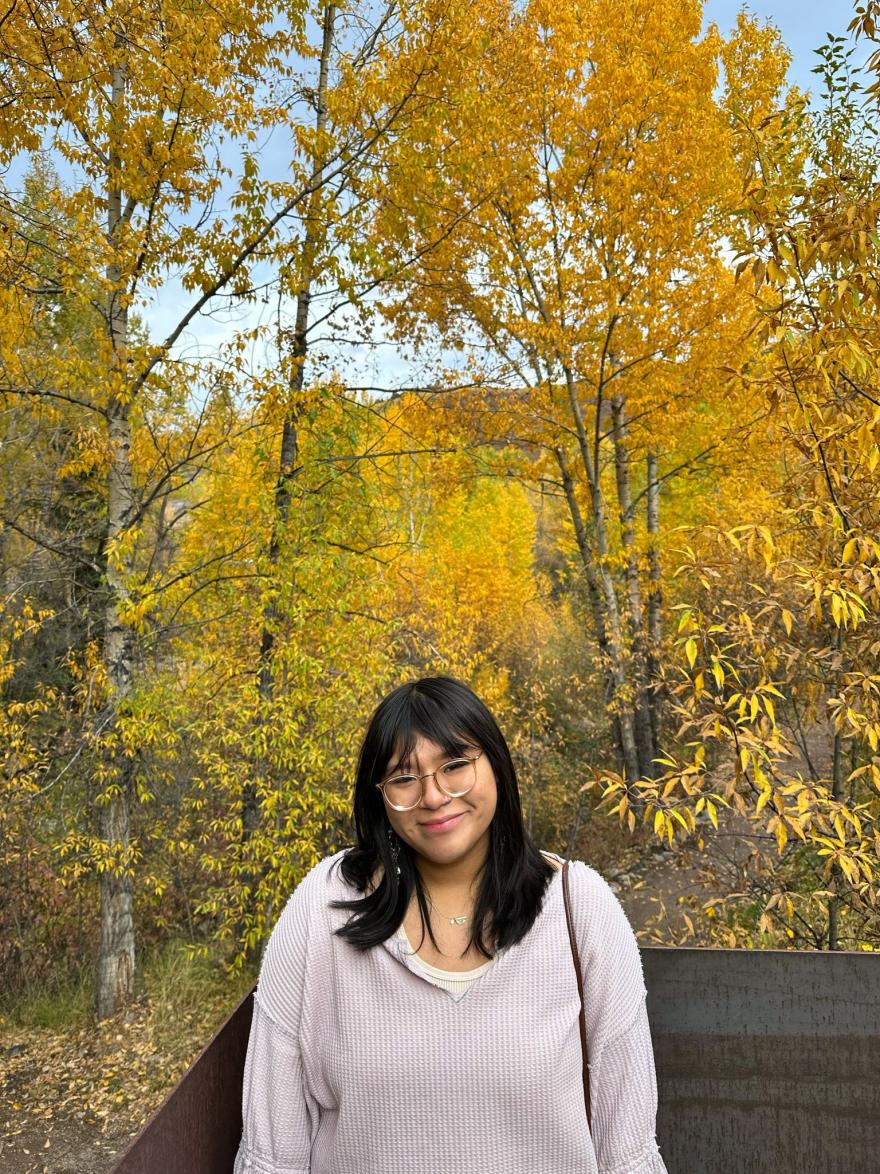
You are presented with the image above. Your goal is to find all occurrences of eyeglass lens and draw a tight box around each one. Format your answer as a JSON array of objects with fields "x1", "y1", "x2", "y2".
[{"x1": 382, "y1": 756, "x2": 478, "y2": 811}]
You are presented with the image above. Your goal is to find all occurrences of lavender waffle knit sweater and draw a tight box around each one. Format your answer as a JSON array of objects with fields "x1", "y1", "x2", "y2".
[{"x1": 233, "y1": 851, "x2": 667, "y2": 1174}]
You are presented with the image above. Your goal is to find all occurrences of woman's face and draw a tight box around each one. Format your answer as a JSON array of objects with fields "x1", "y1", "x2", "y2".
[{"x1": 381, "y1": 734, "x2": 498, "y2": 871}]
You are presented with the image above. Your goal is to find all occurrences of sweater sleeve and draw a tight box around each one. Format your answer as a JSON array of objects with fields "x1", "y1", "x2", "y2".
[
  {"x1": 233, "y1": 867, "x2": 324, "y2": 1174},
  {"x1": 568, "y1": 862, "x2": 668, "y2": 1174},
  {"x1": 590, "y1": 1000, "x2": 666, "y2": 1174}
]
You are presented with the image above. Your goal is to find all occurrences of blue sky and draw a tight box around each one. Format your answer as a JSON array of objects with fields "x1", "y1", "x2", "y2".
[
  {"x1": 141, "y1": 1, "x2": 871, "y2": 388},
  {"x1": 332, "y1": 1, "x2": 875, "y2": 389},
  {"x1": 704, "y1": 1, "x2": 866, "y2": 92}
]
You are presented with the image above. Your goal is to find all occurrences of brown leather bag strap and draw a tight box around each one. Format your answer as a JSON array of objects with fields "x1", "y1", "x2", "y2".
[{"x1": 562, "y1": 859, "x2": 592, "y2": 1131}]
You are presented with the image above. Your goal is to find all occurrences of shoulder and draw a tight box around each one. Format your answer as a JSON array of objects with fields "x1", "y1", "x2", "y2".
[
  {"x1": 297, "y1": 848, "x2": 352, "y2": 897},
  {"x1": 564, "y1": 858, "x2": 624, "y2": 914},
  {"x1": 262, "y1": 850, "x2": 351, "y2": 964},
  {"x1": 563, "y1": 858, "x2": 641, "y2": 958},
  {"x1": 541, "y1": 851, "x2": 624, "y2": 920},
  {"x1": 256, "y1": 851, "x2": 351, "y2": 1028},
  {"x1": 562, "y1": 858, "x2": 648, "y2": 1047},
  {"x1": 272, "y1": 849, "x2": 352, "y2": 931}
]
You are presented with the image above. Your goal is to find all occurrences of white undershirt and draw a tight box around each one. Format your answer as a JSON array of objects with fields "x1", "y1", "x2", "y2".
[{"x1": 396, "y1": 924, "x2": 495, "y2": 994}]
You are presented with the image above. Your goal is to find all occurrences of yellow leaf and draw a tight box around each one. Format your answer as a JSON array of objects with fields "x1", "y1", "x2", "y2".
[{"x1": 774, "y1": 819, "x2": 788, "y2": 853}]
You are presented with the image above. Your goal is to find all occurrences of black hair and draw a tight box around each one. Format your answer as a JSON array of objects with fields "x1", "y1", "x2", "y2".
[{"x1": 332, "y1": 675, "x2": 554, "y2": 959}]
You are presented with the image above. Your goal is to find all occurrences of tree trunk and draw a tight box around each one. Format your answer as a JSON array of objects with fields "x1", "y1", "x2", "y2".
[
  {"x1": 828, "y1": 624, "x2": 845, "y2": 950},
  {"x1": 553, "y1": 445, "x2": 627, "y2": 772},
  {"x1": 255, "y1": 5, "x2": 335, "y2": 701},
  {"x1": 610, "y1": 394, "x2": 657, "y2": 778},
  {"x1": 248, "y1": 4, "x2": 337, "y2": 866},
  {"x1": 97, "y1": 58, "x2": 136, "y2": 1020},
  {"x1": 562, "y1": 368, "x2": 640, "y2": 783},
  {"x1": 645, "y1": 451, "x2": 662, "y2": 749},
  {"x1": 96, "y1": 734, "x2": 135, "y2": 1020}
]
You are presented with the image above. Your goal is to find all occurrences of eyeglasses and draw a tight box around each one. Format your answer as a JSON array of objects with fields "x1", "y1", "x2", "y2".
[{"x1": 376, "y1": 749, "x2": 484, "y2": 812}]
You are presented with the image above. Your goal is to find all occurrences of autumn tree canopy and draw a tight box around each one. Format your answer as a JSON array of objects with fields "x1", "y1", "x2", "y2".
[{"x1": 2, "y1": 0, "x2": 879, "y2": 1026}]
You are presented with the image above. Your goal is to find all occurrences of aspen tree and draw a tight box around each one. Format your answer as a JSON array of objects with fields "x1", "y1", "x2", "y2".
[
  {"x1": 367, "y1": 0, "x2": 753, "y2": 783},
  {"x1": 0, "y1": 0, "x2": 422, "y2": 1015}
]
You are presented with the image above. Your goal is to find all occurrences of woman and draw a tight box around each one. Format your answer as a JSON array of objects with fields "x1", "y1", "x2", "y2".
[{"x1": 234, "y1": 676, "x2": 667, "y2": 1174}]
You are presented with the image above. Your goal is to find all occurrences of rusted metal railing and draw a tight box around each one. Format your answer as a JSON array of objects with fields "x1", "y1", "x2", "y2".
[{"x1": 113, "y1": 948, "x2": 880, "y2": 1173}]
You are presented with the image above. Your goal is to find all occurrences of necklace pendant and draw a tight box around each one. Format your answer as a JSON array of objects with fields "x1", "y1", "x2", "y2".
[{"x1": 450, "y1": 915, "x2": 469, "y2": 925}]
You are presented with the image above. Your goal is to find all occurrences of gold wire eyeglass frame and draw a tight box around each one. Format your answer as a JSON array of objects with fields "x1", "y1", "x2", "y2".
[{"x1": 376, "y1": 749, "x2": 484, "y2": 812}]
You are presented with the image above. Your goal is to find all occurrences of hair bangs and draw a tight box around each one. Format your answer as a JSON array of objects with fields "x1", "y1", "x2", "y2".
[{"x1": 381, "y1": 693, "x2": 475, "y2": 777}]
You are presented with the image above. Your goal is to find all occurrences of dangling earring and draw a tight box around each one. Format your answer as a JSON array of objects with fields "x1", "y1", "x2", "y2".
[{"x1": 386, "y1": 825, "x2": 401, "y2": 876}]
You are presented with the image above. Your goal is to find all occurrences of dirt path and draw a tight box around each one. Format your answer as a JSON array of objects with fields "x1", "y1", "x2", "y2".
[
  {"x1": 611, "y1": 817, "x2": 761, "y2": 940},
  {"x1": 0, "y1": 1105, "x2": 134, "y2": 1174},
  {"x1": 613, "y1": 722, "x2": 832, "y2": 941},
  {"x1": 0, "y1": 1053, "x2": 137, "y2": 1174}
]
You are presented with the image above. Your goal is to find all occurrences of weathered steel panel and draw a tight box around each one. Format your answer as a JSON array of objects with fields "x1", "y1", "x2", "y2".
[
  {"x1": 643, "y1": 948, "x2": 880, "y2": 1174},
  {"x1": 113, "y1": 949, "x2": 880, "y2": 1173}
]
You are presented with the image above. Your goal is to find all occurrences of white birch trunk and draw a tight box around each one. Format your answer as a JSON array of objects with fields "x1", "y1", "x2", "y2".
[{"x1": 97, "y1": 58, "x2": 136, "y2": 1020}]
